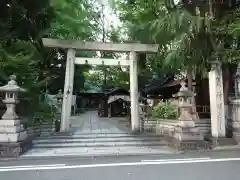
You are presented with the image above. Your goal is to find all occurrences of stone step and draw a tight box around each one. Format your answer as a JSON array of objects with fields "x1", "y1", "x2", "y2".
[
  {"x1": 36, "y1": 133, "x2": 162, "y2": 140},
  {"x1": 22, "y1": 146, "x2": 175, "y2": 157},
  {"x1": 32, "y1": 140, "x2": 167, "y2": 148},
  {"x1": 33, "y1": 136, "x2": 162, "y2": 144}
]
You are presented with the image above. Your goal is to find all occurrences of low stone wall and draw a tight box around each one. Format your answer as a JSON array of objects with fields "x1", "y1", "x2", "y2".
[
  {"x1": 155, "y1": 119, "x2": 210, "y2": 150},
  {"x1": 144, "y1": 119, "x2": 158, "y2": 132},
  {"x1": 27, "y1": 122, "x2": 56, "y2": 138},
  {"x1": 144, "y1": 118, "x2": 211, "y2": 137},
  {"x1": 196, "y1": 119, "x2": 211, "y2": 137},
  {"x1": 155, "y1": 119, "x2": 211, "y2": 137},
  {"x1": 155, "y1": 120, "x2": 177, "y2": 136}
]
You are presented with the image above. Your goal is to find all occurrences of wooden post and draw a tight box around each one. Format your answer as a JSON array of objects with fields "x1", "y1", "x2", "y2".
[
  {"x1": 61, "y1": 49, "x2": 75, "y2": 132},
  {"x1": 129, "y1": 51, "x2": 140, "y2": 132}
]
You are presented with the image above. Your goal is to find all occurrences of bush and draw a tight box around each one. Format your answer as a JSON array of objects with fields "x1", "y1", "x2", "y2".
[
  {"x1": 151, "y1": 102, "x2": 178, "y2": 119},
  {"x1": 31, "y1": 102, "x2": 57, "y2": 124}
]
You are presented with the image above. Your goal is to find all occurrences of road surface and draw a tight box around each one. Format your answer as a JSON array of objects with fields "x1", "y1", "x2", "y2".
[{"x1": 1, "y1": 151, "x2": 240, "y2": 180}]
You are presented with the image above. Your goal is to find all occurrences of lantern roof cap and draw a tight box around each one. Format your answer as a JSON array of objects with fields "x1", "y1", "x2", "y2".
[
  {"x1": 0, "y1": 75, "x2": 26, "y2": 92},
  {"x1": 173, "y1": 80, "x2": 195, "y2": 98}
]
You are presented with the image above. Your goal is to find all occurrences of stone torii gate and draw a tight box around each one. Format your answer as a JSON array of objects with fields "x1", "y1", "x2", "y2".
[{"x1": 42, "y1": 38, "x2": 158, "y2": 133}]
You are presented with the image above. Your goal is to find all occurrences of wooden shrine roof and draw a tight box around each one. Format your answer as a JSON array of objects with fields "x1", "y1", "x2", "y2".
[
  {"x1": 141, "y1": 78, "x2": 196, "y2": 99},
  {"x1": 106, "y1": 87, "x2": 129, "y2": 96}
]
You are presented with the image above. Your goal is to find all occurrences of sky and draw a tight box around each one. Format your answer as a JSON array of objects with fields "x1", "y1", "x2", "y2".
[{"x1": 98, "y1": 1, "x2": 121, "y2": 36}]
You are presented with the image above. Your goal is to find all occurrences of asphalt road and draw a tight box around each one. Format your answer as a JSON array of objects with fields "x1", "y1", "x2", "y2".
[{"x1": 1, "y1": 151, "x2": 240, "y2": 180}]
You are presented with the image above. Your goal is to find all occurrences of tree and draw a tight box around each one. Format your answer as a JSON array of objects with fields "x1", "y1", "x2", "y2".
[
  {"x1": 0, "y1": 0, "x2": 54, "y2": 89},
  {"x1": 83, "y1": 2, "x2": 130, "y2": 91},
  {"x1": 116, "y1": 0, "x2": 240, "y2": 106},
  {"x1": 39, "y1": 0, "x2": 102, "y2": 93}
]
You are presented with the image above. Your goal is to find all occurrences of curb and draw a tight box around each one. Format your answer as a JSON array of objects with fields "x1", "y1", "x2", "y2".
[
  {"x1": 0, "y1": 151, "x2": 181, "y2": 162},
  {"x1": 211, "y1": 145, "x2": 240, "y2": 152}
]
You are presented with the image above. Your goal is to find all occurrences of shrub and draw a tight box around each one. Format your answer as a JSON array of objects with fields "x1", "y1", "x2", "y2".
[
  {"x1": 151, "y1": 102, "x2": 178, "y2": 119},
  {"x1": 31, "y1": 102, "x2": 56, "y2": 124}
]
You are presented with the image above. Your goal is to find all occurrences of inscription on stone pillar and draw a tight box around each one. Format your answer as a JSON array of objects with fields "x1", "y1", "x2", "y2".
[{"x1": 209, "y1": 61, "x2": 226, "y2": 137}]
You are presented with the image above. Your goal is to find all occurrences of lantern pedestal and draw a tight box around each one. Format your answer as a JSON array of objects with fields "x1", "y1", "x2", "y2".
[
  {"x1": 0, "y1": 120, "x2": 32, "y2": 158},
  {"x1": 171, "y1": 105, "x2": 209, "y2": 150},
  {"x1": 0, "y1": 120, "x2": 27, "y2": 142}
]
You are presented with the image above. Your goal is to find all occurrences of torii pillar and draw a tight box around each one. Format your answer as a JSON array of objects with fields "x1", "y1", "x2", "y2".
[
  {"x1": 61, "y1": 49, "x2": 75, "y2": 132},
  {"x1": 129, "y1": 51, "x2": 140, "y2": 132}
]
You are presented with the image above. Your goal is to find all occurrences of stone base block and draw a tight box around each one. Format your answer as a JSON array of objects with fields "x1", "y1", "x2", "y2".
[
  {"x1": 0, "y1": 125, "x2": 21, "y2": 133},
  {"x1": 162, "y1": 134, "x2": 210, "y2": 151},
  {"x1": 233, "y1": 133, "x2": 240, "y2": 144},
  {"x1": 170, "y1": 139, "x2": 211, "y2": 151},
  {"x1": 0, "y1": 131, "x2": 27, "y2": 142},
  {"x1": 210, "y1": 137, "x2": 237, "y2": 147},
  {"x1": 173, "y1": 132, "x2": 204, "y2": 141},
  {"x1": 0, "y1": 120, "x2": 20, "y2": 126},
  {"x1": 40, "y1": 132, "x2": 51, "y2": 137},
  {"x1": 0, "y1": 137, "x2": 32, "y2": 157}
]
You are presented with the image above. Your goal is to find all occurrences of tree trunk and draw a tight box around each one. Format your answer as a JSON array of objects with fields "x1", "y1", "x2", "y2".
[
  {"x1": 195, "y1": 73, "x2": 210, "y2": 118},
  {"x1": 222, "y1": 66, "x2": 230, "y2": 106},
  {"x1": 222, "y1": 63, "x2": 237, "y2": 124},
  {"x1": 187, "y1": 69, "x2": 193, "y2": 91}
]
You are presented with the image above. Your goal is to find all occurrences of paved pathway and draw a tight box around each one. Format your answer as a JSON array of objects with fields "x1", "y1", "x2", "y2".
[{"x1": 70, "y1": 111, "x2": 129, "y2": 134}]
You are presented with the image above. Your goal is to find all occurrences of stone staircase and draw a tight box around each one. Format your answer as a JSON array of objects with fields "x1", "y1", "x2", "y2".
[
  {"x1": 32, "y1": 133, "x2": 167, "y2": 149},
  {"x1": 19, "y1": 132, "x2": 176, "y2": 157},
  {"x1": 22, "y1": 112, "x2": 176, "y2": 157}
]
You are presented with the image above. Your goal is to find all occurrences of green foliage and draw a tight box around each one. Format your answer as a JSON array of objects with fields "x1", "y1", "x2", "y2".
[
  {"x1": 47, "y1": 0, "x2": 100, "y2": 40},
  {"x1": 43, "y1": 0, "x2": 105, "y2": 93},
  {"x1": 0, "y1": 0, "x2": 54, "y2": 42},
  {"x1": 84, "y1": 66, "x2": 130, "y2": 91},
  {"x1": 116, "y1": 0, "x2": 183, "y2": 79},
  {"x1": 116, "y1": 0, "x2": 240, "y2": 78},
  {"x1": 151, "y1": 102, "x2": 178, "y2": 119},
  {"x1": 32, "y1": 102, "x2": 57, "y2": 124},
  {"x1": 0, "y1": 0, "x2": 54, "y2": 87}
]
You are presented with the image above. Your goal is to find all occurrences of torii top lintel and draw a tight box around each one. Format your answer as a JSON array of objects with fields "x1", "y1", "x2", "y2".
[{"x1": 42, "y1": 38, "x2": 159, "y2": 53}]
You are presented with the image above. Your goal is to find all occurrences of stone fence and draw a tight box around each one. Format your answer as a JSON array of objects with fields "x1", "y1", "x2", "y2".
[
  {"x1": 144, "y1": 118, "x2": 211, "y2": 137},
  {"x1": 27, "y1": 122, "x2": 56, "y2": 138},
  {"x1": 142, "y1": 81, "x2": 210, "y2": 150},
  {"x1": 141, "y1": 96, "x2": 240, "y2": 146}
]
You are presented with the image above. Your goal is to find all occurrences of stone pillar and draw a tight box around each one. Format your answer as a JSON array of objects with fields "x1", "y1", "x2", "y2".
[
  {"x1": 235, "y1": 63, "x2": 240, "y2": 98},
  {"x1": 230, "y1": 64, "x2": 240, "y2": 143},
  {"x1": 61, "y1": 49, "x2": 75, "y2": 132},
  {"x1": 129, "y1": 51, "x2": 140, "y2": 132},
  {"x1": 230, "y1": 99, "x2": 240, "y2": 143},
  {"x1": 208, "y1": 61, "x2": 226, "y2": 138},
  {"x1": 0, "y1": 75, "x2": 31, "y2": 157}
]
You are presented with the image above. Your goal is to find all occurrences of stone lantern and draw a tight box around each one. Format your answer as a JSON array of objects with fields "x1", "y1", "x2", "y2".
[
  {"x1": 0, "y1": 75, "x2": 31, "y2": 157},
  {"x1": 56, "y1": 89, "x2": 63, "y2": 112},
  {"x1": 55, "y1": 89, "x2": 63, "y2": 132},
  {"x1": 172, "y1": 81, "x2": 207, "y2": 150}
]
